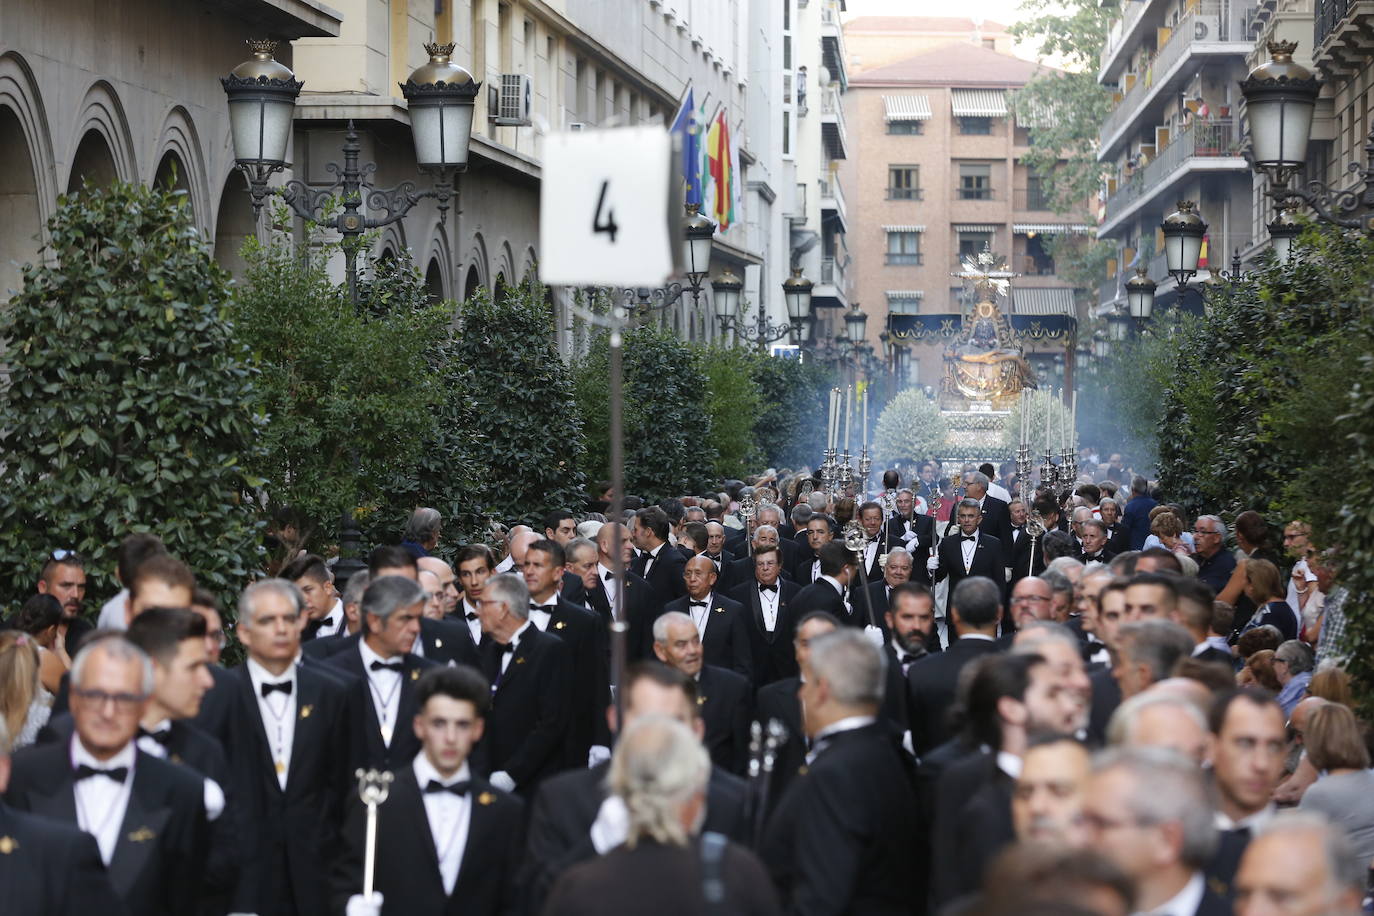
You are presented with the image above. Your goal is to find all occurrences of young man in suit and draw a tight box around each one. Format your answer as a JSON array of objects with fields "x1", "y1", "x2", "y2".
[
  {"x1": 471, "y1": 573, "x2": 572, "y2": 794},
  {"x1": 324, "y1": 575, "x2": 437, "y2": 772},
  {"x1": 525, "y1": 662, "x2": 753, "y2": 911},
  {"x1": 760, "y1": 628, "x2": 921, "y2": 914},
  {"x1": 282, "y1": 554, "x2": 344, "y2": 642},
  {"x1": 652, "y1": 611, "x2": 752, "y2": 775},
  {"x1": 596, "y1": 523, "x2": 656, "y2": 662},
  {"x1": 792, "y1": 541, "x2": 861, "y2": 628},
  {"x1": 928, "y1": 498, "x2": 1006, "y2": 600},
  {"x1": 217, "y1": 579, "x2": 355, "y2": 916},
  {"x1": 301, "y1": 571, "x2": 371, "y2": 663},
  {"x1": 337, "y1": 666, "x2": 524, "y2": 916},
  {"x1": 521, "y1": 539, "x2": 608, "y2": 768},
  {"x1": 886, "y1": 490, "x2": 937, "y2": 584},
  {"x1": 5, "y1": 634, "x2": 208, "y2": 916},
  {"x1": 631, "y1": 506, "x2": 688, "y2": 606},
  {"x1": 455, "y1": 544, "x2": 497, "y2": 653},
  {"x1": 727, "y1": 544, "x2": 802, "y2": 686},
  {"x1": 659, "y1": 555, "x2": 752, "y2": 681}
]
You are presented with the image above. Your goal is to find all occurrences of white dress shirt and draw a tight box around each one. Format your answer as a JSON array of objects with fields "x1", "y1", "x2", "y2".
[
  {"x1": 808, "y1": 558, "x2": 821, "y2": 583},
  {"x1": 642, "y1": 543, "x2": 664, "y2": 578},
  {"x1": 71, "y1": 736, "x2": 136, "y2": 865},
  {"x1": 246, "y1": 657, "x2": 297, "y2": 789},
  {"x1": 414, "y1": 754, "x2": 473, "y2": 896},
  {"x1": 758, "y1": 582, "x2": 781, "y2": 632},
  {"x1": 137, "y1": 718, "x2": 225, "y2": 821},
  {"x1": 494, "y1": 554, "x2": 515, "y2": 574},
  {"x1": 687, "y1": 592, "x2": 715, "y2": 640},
  {"x1": 527, "y1": 594, "x2": 558, "y2": 632},
  {"x1": 359, "y1": 640, "x2": 405, "y2": 746},
  {"x1": 1140, "y1": 870, "x2": 1205, "y2": 916},
  {"x1": 597, "y1": 564, "x2": 620, "y2": 621},
  {"x1": 316, "y1": 599, "x2": 345, "y2": 638},
  {"x1": 959, "y1": 531, "x2": 980, "y2": 571},
  {"x1": 863, "y1": 540, "x2": 879, "y2": 572},
  {"x1": 461, "y1": 599, "x2": 483, "y2": 645},
  {"x1": 499, "y1": 621, "x2": 533, "y2": 677}
]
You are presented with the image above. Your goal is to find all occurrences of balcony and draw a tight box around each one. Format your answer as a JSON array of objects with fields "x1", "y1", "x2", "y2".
[
  {"x1": 1100, "y1": 119, "x2": 1247, "y2": 234},
  {"x1": 814, "y1": 255, "x2": 850, "y2": 309},
  {"x1": 820, "y1": 3, "x2": 848, "y2": 90},
  {"x1": 1098, "y1": 0, "x2": 1258, "y2": 160},
  {"x1": 887, "y1": 187, "x2": 924, "y2": 200},
  {"x1": 955, "y1": 187, "x2": 996, "y2": 200},
  {"x1": 1015, "y1": 187, "x2": 1054, "y2": 210},
  {"x1": 1315, "y1": 0, "x2": 1374, "y2": 71},
  {"x1": 818, "y1": 175, "x2": 848, "y2": 234},
  {"x1": 821, "y1": 88, "x2": 849, "y2": 160},
  {"x1": 1100, "y1": 0, "x2": 1160, "y2": 81}
]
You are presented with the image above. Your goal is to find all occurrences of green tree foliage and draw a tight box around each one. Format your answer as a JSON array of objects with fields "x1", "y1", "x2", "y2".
[
  {"x1": 575, "y1": 325, "x2": 716, "y2": 498},
  {"x1": 750, "y1": 355, "x2": 836, "y2": 470},
  {"x1": 447, "y1": 280, "x2": 587, "y2": 525},
  {"x1": 1008, "y1": 0, "x2": 1115, "y2": 216},
  {"x1": 873, "y1": 389, "x2": 949, "y2": 468},
  {"x1": 695, "y1": 345, "x2": 762, "y2": 480},
  {"x1": 229, "y1": 219, "x2": 452, "y2": 551},
  {"x1": 0, "y1": 181, "x2": 264, "y2": 605}
]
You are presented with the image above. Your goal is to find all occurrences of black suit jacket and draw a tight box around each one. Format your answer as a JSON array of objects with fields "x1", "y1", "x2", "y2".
[
  {"x1": 978, "y1": 495, "x2": 1013, "y2": 543},
  {"x1": 587, "y1": 569, "x2": 656, "y2": 664},
  {"x1": 729, "y1": 577, "x2": 803, "y2": 685},
  {"x1": 301, "y1": 630, "x2": 357, "y2": 662},
  {"x1": 5, "y1": 741, "x2": 208, "y2": 916},
  {"x1": 1006, "y1": 526, "x2": 1047, "y2": 584},
  {"x1": 932, "y1": 532, "x2": 1006, "y2": 596},
  {"x1": 560, "y1": 569, "x2": 586, "y2": 606},
  {"x1": 720, "y1": 553, "x2": 796, "y2": 594},
  {"x1": 662, "y1": 593, "x2": 753, "y2": 681},
  {"x1": 633, "y1": 542, "x2": 688, "y2": 606},
  {"x1": 906, "y1": 636, "x2": 1002, "y2": 755},
  {"x1": 1076, "y1": 548, "x2": 1116, "y2": 566},
  {"x1": 791, "y1": 577, "x2": 859, "y2": 628},
  {"x1": 1105, "y1": 523, "x2": 1132, "y2": 556},
  {"x1": 760, "y1": 724, "x2": 921, "y2": 915},
  {"x1": 535, "y1": 597, "x2": 610, "y2": 767},
  {"x1": 324, "y1": 644, "x2": 437, "y2": 772},
  {"x1": 698, "y1": 663, "x2": 753, "y2": 775},
  {"x1": 187, "y1": 664, "x2": 236, "y2": 737},
  {"x1": 1087, "y1": 666, "x2": 1122, "y2": 747},
  {"x1": 475, "y1": 626, "x2": 572, "y2": 790},
  {"x1": 418, "y1": 615, "x2": 482, "y2": 667},
  {"x1": 0, "y1": 800, "x2": 125, "y2": 916},
  {"x1": 333, "y1": 766, "x2": 524, "y2": 916},
  {"x1": 886, "y1": 513, "x2": 936, "y2": 584},
  {"x1": 212, "y1": 663, "x2": 354, "y2": 916},
  {"x1": 930, "y1": 753, "x2": 1015, "y2": 908},
  {"x1": 754, "y1": 677, "x2": 806, "y2": 810},
  {"x1": 525, "y1": 760, "x2": 753, "y2": 910}
]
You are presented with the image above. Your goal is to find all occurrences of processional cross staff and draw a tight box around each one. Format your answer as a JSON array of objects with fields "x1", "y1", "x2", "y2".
[{"x1": 356, "y1": 768, "x2": 395, "y2": 899}]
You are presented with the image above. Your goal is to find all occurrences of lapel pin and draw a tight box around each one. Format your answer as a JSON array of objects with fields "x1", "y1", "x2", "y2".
[
  {"x1": 714, "y1": 607, "x2": 724, "y2": 614},
  {"x1": 554, "y1": 620, "x2": 566, "y2": 630},
  {"x1": 127, "y1": 827, "x2": 156, "y2": 843},
  {"x1": 0, "y1": 836, "x2": 16, "y2": 854},
  {"x1": 697, "y1": 695, "x2": 706, "y2": 705},
  {"x1": 516, "y1": 656, "x2": 526, "y2": 665},
  {"x1": 434, "y1": 638, "x2": 444, "y2": 648},
  {"x1": 410, "y1": 668, "x2": 420, "y2": 680},
  {"x1": 171, "y1": 753, "x2": 183, "y2": 765},
  {"x1": 478, "y1": 791, "x2": 495, "y2": 805},
  {"x1": 300, "y1": 704, "x2": 313, "y2": 719}
]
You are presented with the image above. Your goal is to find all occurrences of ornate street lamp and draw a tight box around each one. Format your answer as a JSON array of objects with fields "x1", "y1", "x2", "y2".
[
  {"x1": 1106, "y1": 307, "x2": 1131, "y2": 341},
  {"x1": 1240, "y1": 40, "x2": 1320, "y2": 189},
  {"x1": 843, "y1": 304, "x2": 868, "y2": 346},
  {"x1": 683, "y1": 204, "x2": 715, "y2": 280},
  {"x1": 221, "y1": 40, "x2": 301, "y2": 198},
  {"x1": 1092, "y1": 331, "x2": 1111, "y2": 360},
  {"x1": 711, "y1": 268, "x2": 743, "y2": 321},
  {"x1": 1161, "y1": 200, "x2": 1207, "y2": 290},
  {"x1": 1125, "y1": 267, "x2": 1157, "y2": 323},
  {"x1": 1267, "y1": 204, "x2": 1302, "y2": 264},
  {"x1": 783, "y1": 267, "x2": 814, "y2": 326}
]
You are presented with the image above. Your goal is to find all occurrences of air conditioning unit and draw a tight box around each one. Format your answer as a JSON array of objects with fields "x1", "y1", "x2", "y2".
[{"x1": 489, "y1": 73, "x2": 532, "y2": 126}]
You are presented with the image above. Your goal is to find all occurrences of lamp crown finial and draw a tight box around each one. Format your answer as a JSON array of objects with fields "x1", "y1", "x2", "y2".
[
  {"x1": 246, "y1": 39, "x2": 279, "y2": 59},
  {"x1": 1134, "y1": 266, "x2": 1148, "y2": 278},
  {"x1": 424, "y1": 42, "x2": 457, "y2": 61},
  {"x1": 1267, "y1": 39, "x2": 1299, "y2": 61},
  {"x1": 1176, "y1": 199, "x2": 1196, "y2": 212}
]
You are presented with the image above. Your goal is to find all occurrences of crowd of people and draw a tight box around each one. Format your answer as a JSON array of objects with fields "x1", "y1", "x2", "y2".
[{"x1": 0, "y1": 459, "x2": 1364, "y2": 916}]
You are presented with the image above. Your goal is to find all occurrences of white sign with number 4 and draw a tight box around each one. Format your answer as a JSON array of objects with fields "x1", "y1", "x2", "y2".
[{"x1": 538, "y1": 126, "x2": 676, "y2": 287}]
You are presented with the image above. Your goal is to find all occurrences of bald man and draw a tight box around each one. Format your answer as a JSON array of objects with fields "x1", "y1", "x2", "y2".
[{"x1": 658, "y1": 555, "x2": 753, "y2": 681}]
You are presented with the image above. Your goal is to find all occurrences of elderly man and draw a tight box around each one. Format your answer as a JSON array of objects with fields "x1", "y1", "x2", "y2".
[
  {"x1": 1273, "y1": 639, "x2": 1315, "y2": 718},
  {"x1": 1234, "y1": 812, "x2": 1365, "y2": 916},
  {"x1": 1106, "y1": 691, "x2": 1212, "y2": 765},
  {"x1": 1112, "y1": 620, "x2": 1194, "y2": 700},
  {"x1": 660, "y1": 555, "x2": 751, "y2": 680},
  {"x1": 652, "y1": 611, "x2": 751, "y2": 775},
  {"x1": 401, "y1": 507, "x2": 443, "y2": 559},
  {"x1": 863, "y1": 546, "x2": 914, "y2": 633},
  {"x1": 1083, "y1": 748, "x2": 1228, "y2": 916},
  {"x1": 1013, "y1": 735, "x2": 1092, "y2": 847},
  {"x1": 417, "y1": 556, "x2": 460, "y2": 617},
  {"x1": 1078, "y1": 519, "x2": 1116, "y2": 564},
  {"x1": 1100, "y1": 498, "x2": 1131, "y2": 555},
  {"x1": 761, "y1": 629, "x2": 921, "y2": 914},
  {"x1": 1191, "y1": 515, "x2": 1238, "y2": 594},
  {"x1": 1009, "y1": 576, "x2": 1056, "y2": 631},
  {"x1": 494, "y1": 526, "x2": 535, "y2": 575},
  {"x1": 963, "y1": 470, "x2": 1012, "y2": 543}
]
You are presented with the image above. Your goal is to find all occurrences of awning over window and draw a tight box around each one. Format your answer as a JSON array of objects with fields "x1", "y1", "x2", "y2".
[
  {"x1": 1014, "y1": 223, "x2": 1094, "y2": 235},
  {"x1": 953, "y1": 223, "x2": 999, "y2": 233},
  {"x1": 883, "y1": 95, "x2": 933, "y2": 122},
  {"x1": 1011, "y1": 287, "x2": 1076, "y2": 316},
  {"x1": 882, "y1": 225, "x2": 927, "y2": 233},
  {"x1": 885, "y1": 290, "x2": 925, "y2": 299},
  {"x1": 951, "y1": 89, "x2": 1008, "y2": 118}
]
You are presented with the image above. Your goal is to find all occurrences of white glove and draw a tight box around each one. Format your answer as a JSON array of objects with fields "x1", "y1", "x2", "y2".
[
  {"x1": 863, "y1": 625, "x2": 885, "y2": 648},
  {"x1": 926, "y1": 555, "x2": 940, "y2": 572},
  {"x1": 902, "y1": 730, "x2": 916, "y2": 758},
  {"x1": 489, "y1": 770, "x2": 516, "y2": 793},
  {"x1": 589, "y1": 794, "x2": 630, "y2": 854},
  {"x1": 587, "y1": 745, "x2": 612, "y2": 767},
  {"x1": 346, "y1": 893, "x2": 383, "y2": 916}
]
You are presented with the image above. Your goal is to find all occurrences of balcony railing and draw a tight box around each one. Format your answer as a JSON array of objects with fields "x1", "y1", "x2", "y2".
[
  {"x1": 888, "y1": 187, "x2": 924, "y2": 200},
  {"x1": 1103, "y1": 119, "x2": 1241, "y2": 224},
  {"x1": 1099, "y1": 1, "x2": 1257, "y2": 151},
  {"x1": 818, "y1": 175, "x2": 847, "y2": 227},
  {"x1": 1315, "y1": 0, "x2": 1352, "y2": 50},
  {"x1": 956, "y1": 187, "x2": 995, "y2": 200},
  {"x1": 820, "y1": 256, "x2": 846, "y2": 286},
  {"x1": 1015, "y1": 187, "x2": 1054, "y2": 210},
  {"x1": 885, "y1": 253, "x2": 924, "y2": 265}
]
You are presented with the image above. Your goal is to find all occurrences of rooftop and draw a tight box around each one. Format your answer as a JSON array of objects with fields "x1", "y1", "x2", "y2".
[
  {"x1": 850, "y1": 43, "x2": 1053, "y2": 87},
  {"x1": 843, "y1": 16, "x2": 1010, "y2": 33}
]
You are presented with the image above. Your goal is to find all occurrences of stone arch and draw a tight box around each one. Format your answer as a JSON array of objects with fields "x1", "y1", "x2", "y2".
[
  {"x1": 463, "y1": 264, "x2": 481, "y2": 301},
  {"x1": 212, "y1": 169, "x2": 256, "y2": 276},
  {"x1": 521, "y1": 245, "x2": 538, "y2": 283},
  {"x1": 496, "y1": 240, "x2": 516, "y2": 288},
  {"x1": 151, "y1": 106, "x2": 210, "y2": 235},
  {"x1": 66, "y1": 80, "x2": 137, "y2": 192},
  {"x1": 464, "y1": 232, "x2": 489, "y2": 300},
  {"x1": 423, "y1": 226, "x2": 452, "y2": 303},
  {"x1": 375, "y1": 223, "x2": 406, "y2": 265},
  {"x1": 0, "y1": 52, "x2": 55, "y2": 302}
]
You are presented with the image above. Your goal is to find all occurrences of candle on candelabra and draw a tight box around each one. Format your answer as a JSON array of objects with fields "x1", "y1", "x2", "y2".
[
  {"x1": 828, "y1": 388, "x2": 837, "y2": 451},
  {"x1": 844, "y1": 385, "x2": 852, "y2": 455},
  {"x1": 862, "y1": 387, "x2": 869, "y2": 450},
  {"x1": 1042, "y1": 388, "x2": 1050, "y2": 456}
]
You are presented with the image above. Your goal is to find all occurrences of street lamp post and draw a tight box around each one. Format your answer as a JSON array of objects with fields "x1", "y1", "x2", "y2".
[
  {"x1": 617, "y1": 203, "x2": 718, "y2": 319},
  {"x1": 221, "y1": 40, "x2": 479, "y2": 305},
  {"x1": 1161, "y1": 200, "x2": 1208, "y2": 294},
  {"x1": 1125, "y1": 267, "x2": 1156, "y2": 331},
  {"x1": 712, "y1": 265, "x2": 815, "y2": 349}
]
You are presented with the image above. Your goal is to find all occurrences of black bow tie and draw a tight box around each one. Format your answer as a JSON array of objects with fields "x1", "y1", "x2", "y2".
[
  {"x1": 759, "y1": 583, "x2": 778, "y2": 593},
  {"x1": 369, "y1": 660, "x2": 404, "y2": 673},
  {"x1": 465, "y1": 612, "x2": 478, "y2": 621},
  {"x1": 424, "y1": 779, "x2": 471, "y2": 796},
  {"x1": 74, "y1": 764, "x2": 128, "y2": 783},
  {"x1": 302, "y1": 618, "x2": 325, "y2": 640},
  {"x1": 603, "y1": 570, "x2": 614, "y2": 580},
  {"x1": 261, "y1": 680, "x2": 292, "y2": 697},
  {"x1": 528, "y1": 603, "x2": 557, "y2": 613},
  {"x1": 138, "y1": 727, "x2": 172, "y2": 746},
  {"x1": 689, "y1": 599, "x2": 708, "y2": 607},
  {"x1": 496, "y1": 642, "x2": 516, "y2": 655},
  {"x1": 961, "y1": 535, "x2": 977, "y2": 542},
  {"x1": 706, "y1": 554, "x2": 721, "y2": 561},
  {"x1": 898, "y1": 654, "x2": 921, "y2": 666}
]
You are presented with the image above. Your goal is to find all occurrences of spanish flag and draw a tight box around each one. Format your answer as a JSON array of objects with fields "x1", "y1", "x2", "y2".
[{"x1": 704, "y1": 110, "x2": 734, "y2": 230}]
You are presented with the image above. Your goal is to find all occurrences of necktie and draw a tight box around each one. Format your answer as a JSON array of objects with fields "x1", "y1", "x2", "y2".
[
  {"x1": 138, "y1": 727, "x2": 172, "y2": 746},
  {"x1": 370, "y1": 660, "x2": 404, "y2": 673},
  {"x1": 759, "y1": 583, "x2": 778, "y2": 593},
  {"x1": 424, "y1": 779, "x2": 471, "y2": 796},
  {"x1": 261, "y1": 680, "x2": 292, "y2": 697},
  {"x1": 74, "y1": 764, "x2": 129, "y2": 782}
]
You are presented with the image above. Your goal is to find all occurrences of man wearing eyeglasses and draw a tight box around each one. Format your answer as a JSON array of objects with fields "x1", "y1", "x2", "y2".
[
  {"x1": 37, "y1": 549, "x2": 91, "y2": 658},
  {"x1": 4, "y1": 633, "x2": 208, "y2": 915},
  {"x1": 1191, "y1": 515, "x2": 1238, "y2": 594}
]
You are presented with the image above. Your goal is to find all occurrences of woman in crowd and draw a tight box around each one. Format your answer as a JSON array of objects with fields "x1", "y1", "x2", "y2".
[
  {"x1": 1143, "y1": 511, "x2": 1191, "y2": 556},
  {"x1": 1238, "y1": 649, "x2": 1282, "y2": 691},
  {"x1": 11, "y1": 593, "x2": 71, "y2": 693},
  {"x1": 0, "y1": 630, "x2": 51, "y2": 751},
  {"x1": 1298, "y1": 702, "x2": 1374, "y2": 884},
  {"x1": 1240, "y1": 559, "x2": 1300, "y2": 641}
]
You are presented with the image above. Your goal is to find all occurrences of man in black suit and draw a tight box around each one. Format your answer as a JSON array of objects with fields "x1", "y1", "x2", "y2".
[
  {"x1": 863, "y1": 546, "x2": 912, "y2": 640},
  {"x1": 6, "y1": 634, "x2": 208, "y2": 916},
  {"x1": 522, "y1": 539, "x2": 609, "y2": 768},
  {"x1": 595, "y1": 522, "x2": 656, "y2": 662},
  {"x1": 794, "y1": 514, "x2": 834, "y2": 585},
  {"x1": 906, "y1": 575, "x2": 1004, "y2": 755},
  {"x1": 652, "y1": 611, "x2": 752, "y2": 775},
  {"x1": 702, "y1": 521, "x2": 736, "y2": 571},
  {"x1": 36, "y1": 550, "x2": 94, "y2": 658},
  {"x1": 541, "y1": 509, "x2": 585, "y2": 604},
  {"x1": 324, "y1": 576, "x2": 437, "y2": 772},
  {"x1": 719, "y1": 523, "x2": 797, "y2": 594},
  {"x1": 659, "y1": 555, "x2": 752, "y2": 680},
  {"x1": 1084, "y1": 748, "x2": 1233, "y2": 916},
  {"x1": 755, "y1": 503, "x2": 801, "y2": 574},
  {"x1": 471, "y1": 573, "x2": 572, "y2": 793},
  {"x1": 1007, "y1": 496, "x2": 1051, "y2": 585},
  {"x1": 928, "y1": 498, "x2": 1006, "y2": 602},
  {"x1": 367, "y1": 545, "x2": 474, "y2": 668},
  {"x1": 965, "y1": 471, "x2": 1012, "y2": 544},
  {"x1": 728, "y1": 544, "x2": 802, "y2": 686},
  {"x1": 282, "y1": 553, "x2": 345, "y2": 642},
  {"x1": 214, "y1": 579, "x2": 355, "y2": 916},
  {"x1": 454, "y1": 544, "x2": 497, "y2": 654},
  {"x1": 1077, "y1": 519, "x2": 1117, "y2": 565},
  {"x1": 526, "y1": 662, "x2": 755, "y2": 910},
  {"x1": 541, "y1": 716, "x2": 779, "y2": 916},
  {"x1": 792, "y1": 541, "x2": 861, "y2": 628},
  {"x1": 760, "y1": 628, "x2": 921, "y2": 913},
  {"x1": 753, "y1": 611, "x2": 840, "y2": 808},
  {"x1": 855, "y1": 501, "x2": 890, "y2": 582},
  {"x1": 1100, "y1": 498, "x2": 1132, "y2": 556},
  {"x1": 301, "y1": 570, "x2": 370, "y2": 663},
  {"x1": 335, "y1": 666, "x2": 524, "y2": 916},
  {"x1": 632, "y1": 506, "x2": 688, "y2": 606},
  {"x1": 886, "y1": 489, "x2": 937, "y2": 584}
]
